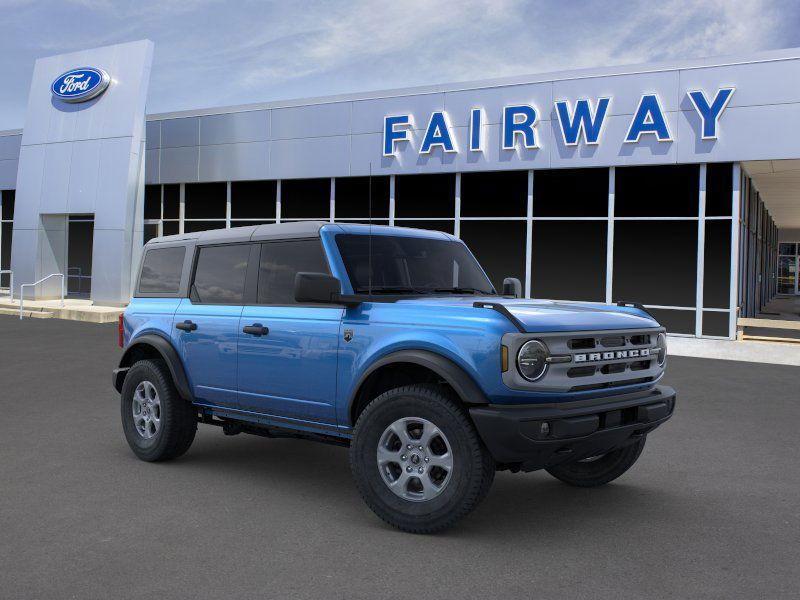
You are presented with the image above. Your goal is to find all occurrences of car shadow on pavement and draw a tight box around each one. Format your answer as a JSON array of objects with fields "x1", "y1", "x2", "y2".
[{"x1": 138, "y1": 427, "x2": 696, "y2": 539}]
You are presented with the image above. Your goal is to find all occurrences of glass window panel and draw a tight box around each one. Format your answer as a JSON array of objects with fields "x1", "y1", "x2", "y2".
[
  {"x1": 645, "y1": 308, "x2": 695, "y2": 334},
  {"x1": 143, "y1": 223, "x2": 160, "y2": 245},
  {"x1": 704, "y1": 220, "x2": 731, "y2": 309},
  {"x1": 705, "y1": 162, "x2": 732, "y2": 216},
  {"x1": 615, "y1": 165, "x2": 699, "y2": 217},
  {"x1": 613, "y1": 221, "x2": 697, "y2": 306},
  {"x1": 460, "y1": 171, "x2": 527, "y2": 217},
  {"x1": 231, "y1": 180, "x2": 276, "y2": 218},
  {"x1": 2, "y1": 189, "x2": 15, "y2": 221},
  {"x1": 231, "y1": 220, "x2": 275, "y2": 228},
  {"x1": 281, "y1": 178, "x2": 330, "y2": 219},
  {"x1": 335, "y1": 176, "x2": 390, "y2": 219},
  {"x1": 192, "y1": 244, "x2": 250, "y2": 304},
  {"x1": 184, "y1": 221, "x2": 226, "y2": 233},
  {"x1": 777, "y1": 255, "x2": 796, "y2": 294},
  {"x1": 163, "y1": 220, "x2": 179, "y2": 236},
  {"x1": 144, "y1": 185, "x2": 161, "y2": 220},
  {"x1": 163, "y1": 184, "x2": 180, "y2": 219},
  {"x1": 459, "y1": 221, "x2": 525, "y2": 292},
  {"x1": 397, "y1": 220, "x2": 454, "y2": 234},
  {"x1": 258, "y1": 240, "x2": 330, "y2": 304},
  {"x1": 702, "y1": 311, "x2": 730, "y2": 337},
  {"x1": 779, "y1": 243, "x2": 796, "y2": 255},
  {"x1": 332, "y1": 219, "x2": 390, "y2": 225},
  {"x1": 185, "y1": 182, "x2": 226, "y2": 219},
  {"x1": 138, "y1": 246, "x2": 185, "y2": 294},
  {"x1": 533, "y1": 168, "x2": 608, "y2": 217},
  {"x1": 531, "y1": 221, "x2": 606, "y2": 302},
  {"x1": 1, "y1": 222, "x2": 12, "y2": 269},
  {"x1": 395, "y1": 174, "x2": 455, "y2": 218}
]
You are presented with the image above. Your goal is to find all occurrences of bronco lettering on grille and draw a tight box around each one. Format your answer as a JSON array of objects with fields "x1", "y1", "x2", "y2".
[{"x1": 574, "y1": 348, "x2": 651, "y2": 363}]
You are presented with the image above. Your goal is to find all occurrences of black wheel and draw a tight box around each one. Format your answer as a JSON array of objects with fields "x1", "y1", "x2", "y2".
[
  {"x1": 120, "y1": 359, "x2": 197, "y2": 462},
  {"x1": 350, "y1": 384, "x2": 495, "y2": 534},
  {"x1": 545, "y1": 437, "x2": 647, "y2": 487}
]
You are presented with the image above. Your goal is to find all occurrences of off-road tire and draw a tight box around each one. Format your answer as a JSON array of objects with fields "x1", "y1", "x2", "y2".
[
  {"x1": 545, "y1": 437, "x2": 647, "y2": 487},
  {"x1": 121, "y1": 359, "x2": 197, "y2": 462},
  {"x1": 350, "y1": 384, "x2": 495, "y2": 534}
]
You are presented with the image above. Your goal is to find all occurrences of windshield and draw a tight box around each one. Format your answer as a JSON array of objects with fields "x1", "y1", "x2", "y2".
[{"x1": 335, "y1": 234, "x2": 496, "y2": 295}]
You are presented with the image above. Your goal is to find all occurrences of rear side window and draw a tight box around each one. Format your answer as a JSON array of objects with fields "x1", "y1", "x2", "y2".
[
  {"x1": 258, "y1": 240, "x2": 330, "y2": 304},
  {"x1": 138, "y1": 246, "x2": 185, "y2": 294},
  {"x1": 192, "y1": 244, "x2": 250, "y2": 304}
]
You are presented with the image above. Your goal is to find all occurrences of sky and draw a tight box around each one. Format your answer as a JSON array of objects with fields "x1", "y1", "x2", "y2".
[{"x1": 0, "y1": 0, "x2": 799, "y2": 130}]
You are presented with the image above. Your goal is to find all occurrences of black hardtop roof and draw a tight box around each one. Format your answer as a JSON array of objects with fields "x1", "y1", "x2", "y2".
[
  {"x1": 146, "y1": 221, "x2": 328, "y2": 246},
  {"x1": 144, "y1": 221, "x2": 456, "y2": 247}
]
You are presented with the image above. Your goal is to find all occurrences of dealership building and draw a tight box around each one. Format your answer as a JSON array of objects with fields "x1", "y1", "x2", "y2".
[{"x1": 1, "y1": 40, "x2": 800, "y2": 338}]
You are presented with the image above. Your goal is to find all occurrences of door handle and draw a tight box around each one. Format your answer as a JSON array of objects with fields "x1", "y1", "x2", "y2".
[
  {"x1": 242, "y1": 323, "x2": 269, "y2": 336},
  {"x1": 175, "y1": 320, "x2": 198, "y2": 332}
]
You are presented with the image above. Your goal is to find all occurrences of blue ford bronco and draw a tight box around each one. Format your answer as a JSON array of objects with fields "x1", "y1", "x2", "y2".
[{"x1": 114, "y1": 222, "x2": 675, "y2": 533}]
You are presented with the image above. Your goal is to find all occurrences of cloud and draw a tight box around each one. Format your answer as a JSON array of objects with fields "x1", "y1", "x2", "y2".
[{"x1": 0, "y1": 0, "x2": 797, "y2": 129}]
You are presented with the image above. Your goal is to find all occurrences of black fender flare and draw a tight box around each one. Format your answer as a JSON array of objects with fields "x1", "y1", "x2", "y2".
[
  {"x1": 348, "y1": 349, "x2": 489, "y2": 421},
  {"x1": 114, "y1": 334, "x2": 194, "y2": 401}
]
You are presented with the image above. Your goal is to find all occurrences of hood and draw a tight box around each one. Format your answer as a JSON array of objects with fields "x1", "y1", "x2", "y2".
[{"x1": 395, "y1": 296, "x2": 659, "y2": 332}]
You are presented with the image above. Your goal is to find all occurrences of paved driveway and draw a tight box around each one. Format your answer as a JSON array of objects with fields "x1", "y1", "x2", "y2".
[{"x1": 1, "y1": 316, "x2": 798, "y2": 599}]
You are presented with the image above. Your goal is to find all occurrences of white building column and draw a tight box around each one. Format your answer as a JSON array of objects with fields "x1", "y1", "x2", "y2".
[
  {"x1": 454, "y1": 173, "x2": 462, "y2": 238},
  {"x1": 695, "y1": 164, "x2": 707, "y2": 337},
  {"x1": 605, "y1": 167, "x2": 615, "y2": 304},
  {"x1": 729, "y1": 163, "x2": 742, "y2": 339},
  {"x1": 525, "y1": 170, "x2": 533, "y2": 298},
  {"x1": 389, "y1": 175, "x2": 396, "y2": 226}
]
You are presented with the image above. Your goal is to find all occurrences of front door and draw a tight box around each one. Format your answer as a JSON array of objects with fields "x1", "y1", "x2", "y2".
[
  {"x1": 67, "y1": 215, "x2": 93, "y2": 298},
  {"x1": 777, "y1": 255, "x2": 798, "y2": 295},
  {"x1": 237, "y1": 239, "x2": 343, "y2": 426},
  {"x1": 173, "y1": 242, "x2": 255, "y2": 407}
]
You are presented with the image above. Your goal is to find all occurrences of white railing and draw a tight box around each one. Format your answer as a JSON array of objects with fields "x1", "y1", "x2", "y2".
[
  {"x1": 19, "y1": 273, "x2": 64, "y2": 319},
  {"x1": 0, "y1": 269, "x2": 12, "y2": 299}
]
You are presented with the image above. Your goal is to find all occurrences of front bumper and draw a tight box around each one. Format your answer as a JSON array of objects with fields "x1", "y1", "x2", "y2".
[{"x1": 469, "y1": 385, "x2": 676, "y2": 472}]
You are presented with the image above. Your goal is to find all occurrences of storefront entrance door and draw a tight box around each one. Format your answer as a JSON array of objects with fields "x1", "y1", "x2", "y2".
[{"x1": 67, "y1": 215, "x2": 94, "y2": 298}]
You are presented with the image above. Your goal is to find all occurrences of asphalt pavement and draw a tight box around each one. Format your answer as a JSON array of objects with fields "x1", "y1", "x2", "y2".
[{"x1": 1, "y1": 315, "x2": 798, "y2": 599}]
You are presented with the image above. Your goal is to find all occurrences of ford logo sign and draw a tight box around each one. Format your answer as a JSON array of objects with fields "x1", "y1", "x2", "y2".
[{"x1": 51, "y1": 67, "x2": 110, "y2": 103}]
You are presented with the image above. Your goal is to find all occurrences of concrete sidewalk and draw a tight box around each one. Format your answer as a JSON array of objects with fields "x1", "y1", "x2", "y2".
[
  {"x1": 668, "y1": 335, "x2": 800, "y2": 366},
  {"x1": 0, "y1": 296, "x2": 122, "y2": 322}
]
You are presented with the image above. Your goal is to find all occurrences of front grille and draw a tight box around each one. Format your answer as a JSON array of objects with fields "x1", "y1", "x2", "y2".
[
  {"x1": 570, "y1": 376, "x2": 654, "y2": 392},
  {"x1": 599, "y1": 335, "x2": 625, "y2": 348},
  {"x1": 502, "y1": 327, "x2": 665, "y2": 394}
]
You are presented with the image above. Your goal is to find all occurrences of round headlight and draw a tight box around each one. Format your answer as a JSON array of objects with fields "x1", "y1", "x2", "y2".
[
  {"x1": 517, "y1": 340, "x2": 549, "y2": 382},
  {"x1": 655, "y1": 333, "x2": 667, "y2": 366}
]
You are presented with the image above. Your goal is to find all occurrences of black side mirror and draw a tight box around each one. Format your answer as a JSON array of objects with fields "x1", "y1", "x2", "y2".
[
  {"x1": 295, "y1": 272, "x2": 343, "y2": 304},
  {"x1": 502, "y1": 277, "x2": 522, "y2": 298}
]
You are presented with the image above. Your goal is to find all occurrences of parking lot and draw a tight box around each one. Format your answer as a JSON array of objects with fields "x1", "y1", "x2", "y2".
[{"x1": 1, "y1": 315, "x2": 798, "y2": 599}]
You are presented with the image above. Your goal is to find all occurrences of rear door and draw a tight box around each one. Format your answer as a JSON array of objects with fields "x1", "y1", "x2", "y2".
[
  {"x1": 237, "y1": 238, "x2": 343, "y2": 426},
  {"x1": 173, "y1": 243, "x2": 257, "y2": 407}
]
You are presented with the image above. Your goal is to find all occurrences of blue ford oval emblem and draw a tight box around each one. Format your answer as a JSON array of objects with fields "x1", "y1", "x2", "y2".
[{"x1": 51, "y1": 67, "x2": 110, "y2": 103}]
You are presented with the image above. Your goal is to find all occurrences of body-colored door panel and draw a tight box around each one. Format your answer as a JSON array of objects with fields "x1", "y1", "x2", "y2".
[
  {"x1": 173, "y1": 298, "x2": 243, "y2": 406},
  {"x1": 237, "y1": 305, "x2": 343, "y2": 424}
]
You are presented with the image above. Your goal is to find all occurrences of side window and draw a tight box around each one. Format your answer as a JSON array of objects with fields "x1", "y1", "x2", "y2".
[
  {"x1": 192, "y1": 244, "x2": 250, "y2": 304},
  {"x1": 138, "y1": 246, "x2": 185, "y2": 294},
  {"x1": 258, "y1": 239, "x2": 330, "y2": 304}
]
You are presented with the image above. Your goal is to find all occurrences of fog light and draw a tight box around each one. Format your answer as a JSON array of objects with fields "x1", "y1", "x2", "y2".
[{"x1": 540, "y1": 422, "x2": 550, "y2": 435}]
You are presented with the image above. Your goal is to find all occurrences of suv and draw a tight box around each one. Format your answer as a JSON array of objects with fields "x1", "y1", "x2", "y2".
[{"x1": 114, "y1": 222, "x2": 675, "y2": 533}]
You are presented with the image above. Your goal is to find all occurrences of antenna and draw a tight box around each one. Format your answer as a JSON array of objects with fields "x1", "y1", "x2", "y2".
[{"x1": 368, "y1": 161, "x2": 373, "y2": 297}]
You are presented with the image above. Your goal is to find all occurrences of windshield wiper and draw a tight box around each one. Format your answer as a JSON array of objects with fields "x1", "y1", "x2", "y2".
[
  {"x1": 431, "y1": 287, "x2": 495, "y2": 295},
  {"x1": 353, "y1": 286, "x2": 428, "y2": 295}
]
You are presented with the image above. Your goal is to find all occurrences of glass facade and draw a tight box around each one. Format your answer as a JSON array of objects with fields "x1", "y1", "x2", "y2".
[{"x1": 131, "y1": 161, "x2": 771, "y2": 339}]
